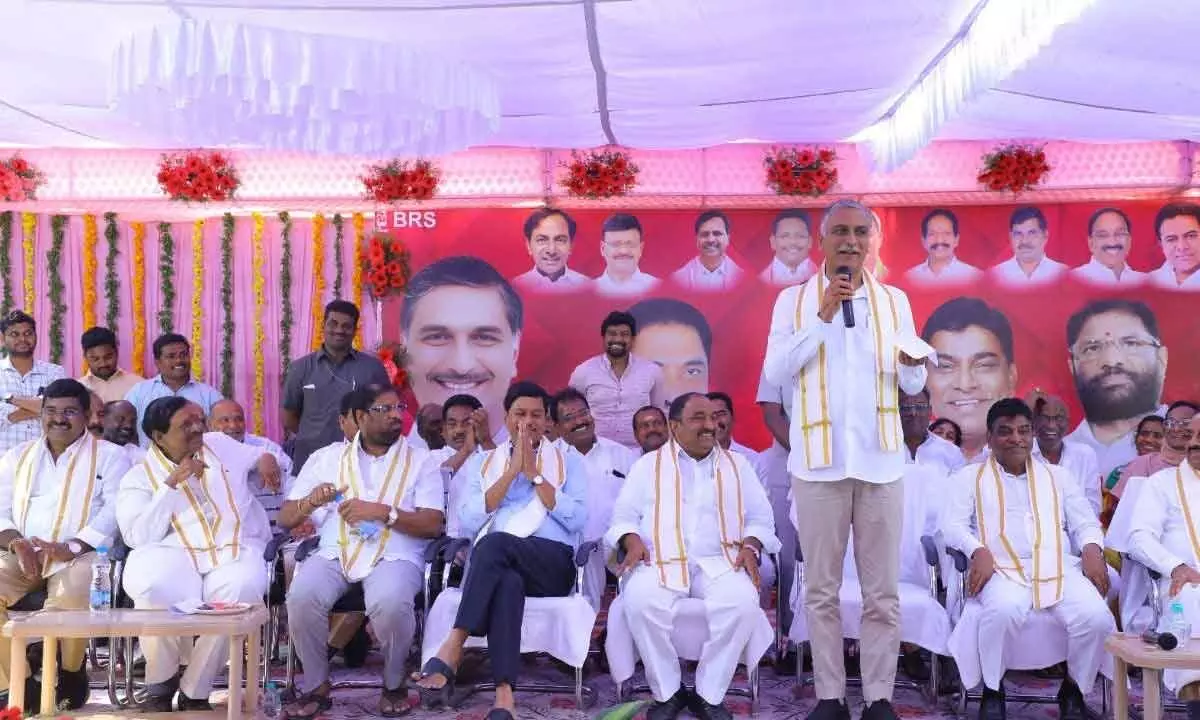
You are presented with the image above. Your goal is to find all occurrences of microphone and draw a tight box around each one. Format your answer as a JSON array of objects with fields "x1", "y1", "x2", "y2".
[
  {"x1": 835, "y1": 265, "x2": 855, "y2": 328},
  {"x1": 1142, "y1": 629, "x2": 1179, "y2": 651}
]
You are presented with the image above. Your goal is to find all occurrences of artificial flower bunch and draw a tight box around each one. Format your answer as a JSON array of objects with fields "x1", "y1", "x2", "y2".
[
  {"x1": 561, "y1": 149, "x2": 639, "y2": 199},
  {"x1": 362, "y1": 159, "x2": 440, "y2": 202},
  {"x1": 978, "y1": 144, "x2": 1050, "y2": 193},
  {"x1": 156, "y1": 150, "x2": 240, "y2": 202},
  {"x1": 0, "y1": 155, "x2": 46, "y2": 202},
  {"x1": 764, "y1": 147, "x2": 838, "y2": 196},
  {"x1": 363, "y1": 232, "x2": 410, "y2": 299}
]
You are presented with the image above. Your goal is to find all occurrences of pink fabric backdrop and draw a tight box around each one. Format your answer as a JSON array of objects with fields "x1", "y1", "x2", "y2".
[{"x1": 3, "y1": 213, "x2": 380, "y2": 439}]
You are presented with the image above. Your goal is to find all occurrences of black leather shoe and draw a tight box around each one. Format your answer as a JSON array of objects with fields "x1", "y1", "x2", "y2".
[
  {"x1": 900, "y1": 647, "x2": 930, "y2": 682},
  {"x1": 1057, "y1": 678, "x2": 1098, "y2": 720},
  {"x1": 178, "y1": 691, "x2": 213, "y2": 711},
  {"x1": 138, "y1": 692, "x2": 175, "y2": 712},
  {"x1": 685, "y1": 690, "x2": 732, "y2": 720},
  {"x1": 978, "y1": 686, "x2": 1006, "y2": 720},
  {"x1": 646, "y1": 687, "x2": 689, "y2": 720},
  {"x1": 807, "y1": 698, "x2": 852, "y2": 720},
  {"x1": 862, "y1": 699, "x2": 898, "y2": 720},
  {"x1": 56, "y1": 667, "x2": 90, "y2": 710},
  {"x1": 1186, "y1": 699, "x2": 1200, "y2": 720}
]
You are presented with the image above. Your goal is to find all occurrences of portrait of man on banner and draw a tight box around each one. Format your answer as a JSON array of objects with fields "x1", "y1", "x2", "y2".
[
  {"x1": 628, "y1": 297, "x2": 712, "y2": 403},
  {"x1": 512, "y1": 208, "x2": 590, "y2": 294}
]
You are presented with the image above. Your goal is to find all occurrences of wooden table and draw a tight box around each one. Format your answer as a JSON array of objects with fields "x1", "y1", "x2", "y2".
[
  {"x1": 1106, "y1": 632, "x2": 1200, "y2": 720},
  {"x1": 2, "y1": 606, "x2": 268, "y2": 720}
]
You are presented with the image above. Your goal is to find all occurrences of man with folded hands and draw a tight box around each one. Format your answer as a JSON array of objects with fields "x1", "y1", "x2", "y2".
[
  {"x1": 606, "y1": 392, "x2": 780, "y2": 720},
  {"x1": 279, "y1": 384, "x2": 444, "y2": 719}
]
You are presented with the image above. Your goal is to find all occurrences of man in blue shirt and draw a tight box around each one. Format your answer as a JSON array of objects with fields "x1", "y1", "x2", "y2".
[
  {"x1": 124, "y1": 334, "x2": 223, "y2": 447},
  {"x1": 414, "y1": 381, "x2": 587, "y2": 720}
]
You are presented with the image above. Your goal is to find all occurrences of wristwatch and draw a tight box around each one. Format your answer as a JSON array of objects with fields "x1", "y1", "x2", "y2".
[
  {"x1": 387, "y1": 508, "x2": 399, "y2": 526},
  {"x1": 66, "y1": 540, "x2": 84, "y2": 557},
  {"x1": 531, "y1": 474, "x2": 546, "y2": 486},
  {"x1": 1, "y1": 393, "x2": 12, "y2": 404}
]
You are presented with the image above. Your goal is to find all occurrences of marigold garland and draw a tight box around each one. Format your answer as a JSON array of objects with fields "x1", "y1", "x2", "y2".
[
  {"x1": 157, "y1": 222, "x2": 176, "y2": 333},
  {"x1": 311, "y1": 213, "x2": 327, "y2": 350},
  {"x1": 0, "y1": 212, "x2": 13, "y2": 318},
  {"x1": 332, "y1": 213, "x2": 345, "y2": 299},
  {"x1": 978, "y1": 144, "x2": 1050, "y2": 193},
  {"x1": 251, "y1": 213, "x2": 267, "y2": 435},
  {"x1": 82, "y1": 215, "x2": 99, "y2": 333},
  {"x1": 190, "y1": 219, "x2": 205, "y2": 380},
  {"x1": 764, "y1": 146, "x2": 839, "y2": 196},
  {"x1": 220, "y1": 213, "x2": 236, "y2": 398},
  {"x1": 130, "y1": 222, "x2": 147, "y2": 376},
  {"x1": 21, "y1": 213, "x2": 35, "y2": 313},
  {"x1": 351, "y1": 213, "x2": 366, "y2": 349},
  {"x1": 278, "y1": 211, "x2": 294, "y2": 377},
  {"x1": 561, "y1": 149, "x2": 639, "y2": 199},
  {"x1": 47, "y1": 215, "x2": 67, "y2": 364},
  {"x1": 103, "y1": 213, "x2": 120, "y2": 331}
]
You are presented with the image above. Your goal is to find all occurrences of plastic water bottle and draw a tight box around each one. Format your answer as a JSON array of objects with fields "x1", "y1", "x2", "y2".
[
  {"x1": 1169, "y1": 600, "x2": 1192, "y2": 648},
  {"x1": 334, "y1": 490, "x2": 382, "y2": 540},
  {"x1": 260, "y1": 682, "x2": 281, "y2": 719},
  {"x1": 89, "y1": 546, "x2": 112, "y2": 611}
]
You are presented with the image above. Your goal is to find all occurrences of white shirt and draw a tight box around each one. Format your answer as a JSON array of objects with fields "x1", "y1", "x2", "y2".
[
  {"x1": 594, "y1": 270, "x2": 660, "y2": 297},
  {"x1": 728, "y1": 440, "x2": 771, "y2": 487},
  {"x1": 1128, "y1": 463, "x2": 1200, "y2": 576},
  {"x1": 0, "y1": 434, "x2": 129, "y2": 549},
  {"x1": 1070, "y1": 258, "x2": 1147, "y2": 288},
  {"x1": 671, "y1": 256, "x2": 745, "y2": 292},
  {"x1": 605, "y1": 446, "x2": 780, "y2": 579},
  {"x1": 556, "y1": 437, "x2": 634, "y2": 542},
  {"x1": 239, "y1": 433, "x2": 293, "y2": 521},
  {"x1": 427, "y1": 444, "x2": 484, "y2": 538},
  {"x1": 763, "y1": 281, "x2": 927, "y2": 483},
  {"x1": 1032, "y1": 440, "x2": 1101, "y2": 517},
  {"x1": 989, "y1": 256, "x2": 1067, "y2": 287},
  {"x1": 1148, "y1": 263, "x2": 1200, "y2": 290},
  {"x1": 288, "y1": 439, "x2": 443, "y2": 572},
  {"x1": 512, "y1": 267, "x2": 591, "y2": 294},
  {"x1": 122, "y1": 444, "x2": 146, "y2": 466},
  {"x1": 912, "y1": 433, "x2": 966, "y2": 475},
  {"x1": 1066, "y1": 406, "x2": 1167, "y2": 478},
  {"x1": 759, "y1": 257, "x2": 817, "y2": 287},
  {"x1": 902, "y1": 257, "x2": 983, "y2": 287},
  {"x1": 941, "y1": 461, "x2": 1103, "y2": 560}
]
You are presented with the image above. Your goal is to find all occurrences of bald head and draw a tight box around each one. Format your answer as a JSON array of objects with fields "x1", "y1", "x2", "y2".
[
  {"x1": 417, "y1": 403, "x2": 446, "y2": 450},
  {"x1": 102, "y1": 400, "x2": 137, "y2": 446},
  {"x1": 209, "y1": 398, "x2": 246, "y2": 442},
  {"x1": 1029, "y1": 391, "x2": 1070, "y2": 451}
]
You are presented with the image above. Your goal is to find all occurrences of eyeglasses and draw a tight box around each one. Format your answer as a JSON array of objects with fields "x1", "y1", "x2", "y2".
[
  {"x1": 557, "y1": 408, "x2": 591, "y2": 424},
  {"x1": 367, "y1": 403, "x2": 407, "y2": 416},
  {"x1": 899, "y1": 404, "x2": 931, "y2": 416},
  {"x1": 1165, "y1": 417, "x2": 1196, "y2": 431},
  {"x1": 42, "y1": 407, "x2": 82, "y2": 419},
  {"x1": 1071, "y1": 337, "x2": 1160, "y2": 362}
]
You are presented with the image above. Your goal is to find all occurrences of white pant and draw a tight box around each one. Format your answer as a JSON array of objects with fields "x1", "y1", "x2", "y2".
[
  {"x1": 949, "y1": 567, "x2": 1114, "y2": 693},
  {"x1": 621, "y1": 564, "x2": 761, "y2": 705},
  {"x1": 1163, "y1": 583, "x2": 1200, "y2": 694},
  {"x1": 123, "y1": 545, "x2": 268, "y2": 699}
]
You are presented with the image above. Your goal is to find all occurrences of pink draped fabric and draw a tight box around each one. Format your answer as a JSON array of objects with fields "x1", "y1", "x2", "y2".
[{"x1": 3, "y1": 213, "x2": 381, "y2": 439}]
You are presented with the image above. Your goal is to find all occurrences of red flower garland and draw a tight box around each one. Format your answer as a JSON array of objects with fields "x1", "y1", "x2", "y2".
[
  {"x1": 375, "y1": 341, "x2": 410, "y2": 389},
  {"x1": 362, "y1": 232, "x2": 411, "y2": 300},
  {"x1": 561, "y1": 149, "x2": 639, "y2": 199},
  {"x1": 764, "y1": 147, "x2": 838, "y2": 197},
  {"x1": 156, "y1": 151, "x2": 240, "y2": 202},
  {"x1": 362, "y1": 160, "x2": 440, "y2": 202},
  {"x1": 0, "y1": 154, "x2": 46, "y2": 202},
  {"x1": 978, "y1": 145, "x2": 1049, "y2": 193}
]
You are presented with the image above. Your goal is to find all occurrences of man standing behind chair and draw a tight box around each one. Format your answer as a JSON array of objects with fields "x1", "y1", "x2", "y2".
[
  {"x1": 414, "y1": 381, "x2": 587, "y2": 720},
  {"x1": 942, "y1": 398, "x2": 1113, "y2": 720},
  {"x1": 78, "y1": 326, "x2": 144, "y2": 403},
  {"x1": 118, "y1": 396, "x2": 280, "y2": 711},
  {"x1": 280, "y1": 384, "x2": 444, "y2": 718},
  {"x1": 283, "y1": 301, "x2": 391, "y2": 473},
  {"x1": 0, "y1": 311, "x2": 66, "y2": 455},
  {"x1": 0, "y1": 379, "x2": 128, "y2": 710},
  {"x1": 209, "y1": 399, "x2": 293, "y2": 524},
  {"x1": 568, "y1": 311, "x2": 666, "y2": 449},
  {"x1": 607, "y1": 393, "x2": 779, "y2": 720},
  {"x1": 672, "y1": 210, "x2": 744, "y2": 292},
  {"x1": 124, "y1": 333, "x2": 222, "y2": 447},
  {"x1": 763, "y1": 199, "x2": 929, "y2": 720}
]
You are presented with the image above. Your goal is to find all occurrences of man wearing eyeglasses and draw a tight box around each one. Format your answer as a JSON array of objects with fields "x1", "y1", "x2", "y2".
[
  {"x1": 595, "y1": 213, "x2": 661, "y2": 297},
  {"x1": 1112, "y1": 401, "x2": 1199, "y2": 501},
  {"x1": 280, "y1": 384, "x2": 444, "y2": 719},
  {"x1": 1070, "y1": 208, "x2": 1146, "y2": 288},
  {"x1": 1064, "y1": 300, "x2": 1169, "y2": 477},
  {"x1": 899, "y1": 388, "x2": 966, "y2": 475},
  {"x1": 0, "y1": 379, "x2": 128, "y2": 711},
  {"x1": 0, "y1": 311, "x2": 66, "y2": 455}
]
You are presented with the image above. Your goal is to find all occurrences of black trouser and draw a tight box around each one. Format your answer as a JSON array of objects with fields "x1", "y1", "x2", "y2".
[{"x1": 454, "y1": 532, "x2": 574, "y2": 685}]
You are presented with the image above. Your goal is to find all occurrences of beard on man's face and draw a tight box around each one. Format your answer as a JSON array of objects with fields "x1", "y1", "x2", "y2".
[{"x1": 1074, "y1": 366, "x2": 1161, "y2": 423}]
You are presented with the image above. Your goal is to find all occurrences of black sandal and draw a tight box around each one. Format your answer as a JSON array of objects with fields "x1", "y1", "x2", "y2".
[
  {"x1": 379, "y1": 686, "x2": 412, "y2": 717},
  {"x1": 283, "y1": 691, "x2": 333, "y2": 720},
  {"x1": 414, "y1": 657, "x2": 457, "y2": 709}
]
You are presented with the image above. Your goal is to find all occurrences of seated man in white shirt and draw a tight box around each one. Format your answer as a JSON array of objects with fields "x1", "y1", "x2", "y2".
[
  {"x1": 1027, "y1": 391, "x2": 1101, "y2": 515},
  {"x1": 208, "y1": 398, "x2": 292, "y2": 524},
  {"x1": 280, "y1": 384, "x2": 444, "y2": 718},
  {"x1": 101, "y1": 399, "x2": 145, "y2": 464},
  {"x1": 0, "y1": 379, "x2": 129, "y2": 710},
  {"x1": 1125, "y1": 413, "x2": 1200, "y2": 715},
  {"x1": 117, "y1": 396, "x2": 280, "y2": 712},
  {"x1": 899, "y1": 389, "x2": 966, "y2": 475},
  {"x1": 942, "y1": 398, "x2": 1112, "y2": 720},
  {"x1": 632, "y1": 405, "x2": 669, "y2": 455},
  {"x1": 427, "y1": 393, "x2": 495, "y2": 539},
  {"x1": 607, "y1": 392, "x2": 780, "y2": 720},
  {"x1": 550, "y1": 387, "x2": 634, "y2": 609}
]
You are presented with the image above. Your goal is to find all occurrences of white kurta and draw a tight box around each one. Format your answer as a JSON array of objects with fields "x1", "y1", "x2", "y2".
[
  {"x1": 1148, "y1": 263, "x2": 1200, "y2": 291},
  {"x1": 1070, "y1": 258, "x2": 1147, "y2": 288},
  {"x1": 902, "y1": 257, "x2": 983, "y2": 287},
  {"x1": 512, "y1": 267, "x2": 591, "y2": 294},
  {"x1": 941, "y1": 460, "x2": 1113, "y2": 692},
  {"x1": 989, "y1": 256, "x2": 1067, "y2": 287},
  {"x1": 594, "y1": 270, "x2": 661, "y2": 297},
  {"x1": 759, "y1": 257, "x2": 817, "y2": 287},
  {"x1": 1032, "y1": 440, "x2": 1102, "y2": 519},
  {"x1": 1126, "y1": 462, "x2": 1200, "y2": 693},
  {"x1": 913, "y1": 433, "x2": 966, "y2": 476},
  {"x1": 604, "y1": 446, "x2": 779, "y2": 704},
  {"x1": 670, "y1": 256, "x2": 745, "y2": 292}
]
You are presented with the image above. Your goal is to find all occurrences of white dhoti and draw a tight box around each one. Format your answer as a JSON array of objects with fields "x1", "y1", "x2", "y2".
[
  {"x1": 1160, "y1": 583, "x2": 1200, "y2": 694},
  {"x1": 123, "y1": 545, "x2": 268, "y2": 699},
  {"x1": 947, "y1": 563, "x2": 1114, "y2": 693},
  {"x1": 615, "y1": 564, "x2": 768, "y2": 705}
]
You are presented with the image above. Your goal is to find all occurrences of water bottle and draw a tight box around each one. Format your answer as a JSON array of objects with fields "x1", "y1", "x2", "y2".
[
  {"x1": 89, "y1": 546, "x2": 112, "y2": 611},
  {"x1": 1169, "y1": 600, "x2": 1192, "y2": 648},
  {"x1": 260, "y1": 682, "x2": 281, "y2": 719},
  {"x1": 334, "y1": 490, "x2": 381, "y2": 540}
]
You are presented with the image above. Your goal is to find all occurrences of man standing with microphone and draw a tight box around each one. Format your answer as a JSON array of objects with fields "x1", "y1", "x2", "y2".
[{"x1": 764, "y1": 200, "x2": 932, "y2": 720}]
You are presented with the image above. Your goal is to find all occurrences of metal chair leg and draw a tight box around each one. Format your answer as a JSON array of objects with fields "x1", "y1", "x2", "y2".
[
  {"x1": 575, "y1": 665, "x2": 584, "y2": 709},
  {"x1": 749, "y1": 663, "x2": 760, "y2": 715}
]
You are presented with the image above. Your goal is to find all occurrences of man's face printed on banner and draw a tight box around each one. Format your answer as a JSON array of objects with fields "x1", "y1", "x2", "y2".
[
  {"x1": 1087, "y1": 210, "x2": 1132, "y2": 271},
  {"x1": 526, "y1": 213, "x2": 573, "y2": 277},
  {"x1": 1010, "y1": 217, "x2": 1048, "y2": 265},
  {"x1": 601, "y1": 227, "x2": 643, "y2": 277},
  {"x1": 695, "y1": 216, "x2": 730, "y2": 261},
  {"x1": 926, "y1": 325, "x2": 1017, "y2": 451},
  {"x1": 1068, "y1": 309, "x2": 1165, "y2": 424},
  {"x1": 769, "y1": 216, "x2": 812, "y2": 269},
  {"x1": 633, "y1": 322, "x2": 709, "y2": 401}
]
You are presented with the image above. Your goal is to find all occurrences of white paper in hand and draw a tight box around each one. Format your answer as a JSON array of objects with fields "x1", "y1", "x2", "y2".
[{"x1": 895, "y1": 334, "x2": 938, "y2": 366}]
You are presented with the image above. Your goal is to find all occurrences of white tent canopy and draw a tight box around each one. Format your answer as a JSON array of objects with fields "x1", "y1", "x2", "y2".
[{"x1": 2, "y1": 0, "x2": 1197, "y2": 166}]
